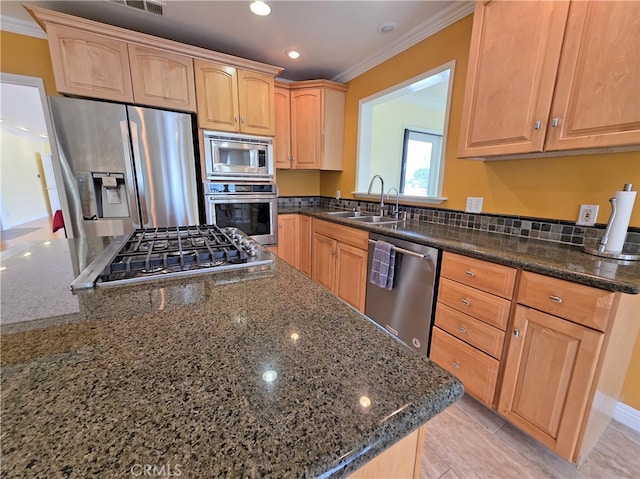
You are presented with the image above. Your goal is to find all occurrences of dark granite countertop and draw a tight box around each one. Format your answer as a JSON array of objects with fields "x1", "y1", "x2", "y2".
[
  {"x1": 281, "y1": 207, "x2": 640, "y2": 295},
  {"x1": 0, "y1": 238, "x2": 462, "y2": 478}
]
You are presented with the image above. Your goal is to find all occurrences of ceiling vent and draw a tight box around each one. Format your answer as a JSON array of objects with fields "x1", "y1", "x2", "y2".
[{"x1": 109, "y1": 1, "x2": 165, "y2": 16}]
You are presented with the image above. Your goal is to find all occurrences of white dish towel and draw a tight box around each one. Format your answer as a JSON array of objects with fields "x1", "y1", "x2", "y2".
[{"x1": 369, "y1": 240, "x2": 396, "y2": 290}]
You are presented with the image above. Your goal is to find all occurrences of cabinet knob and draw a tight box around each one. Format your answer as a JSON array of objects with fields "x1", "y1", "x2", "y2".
[
  {"x1": 551, "y1": 117, "x2": 560, "y2": 127},
  {"x1": 465, "y1": 270, "x2": 474, "y2": 277},
  {"x1": 461, "y1": 298, "x2": 471, "y2": 306},
  {"x1": 534, "y1": 120, "x2": 541, "y2": 130},
  {"x1": 241, "y1": 116, "x2": 245, "y2": 123},
  {"x1": 234, "y1": 116, "x2": 238, "y2": 123},
  {"x1": 549, "y1": 295, "x2": 563, "y2": 304},
  {"x1": 457, "y1": 326, "x2": 467, "y2": 333},
  {"x1": 452, "y1": 361, "x2": 460, "y2": 369},
  {"x1": 513, "y1": 329, "x2": 520, "y2": 338}
]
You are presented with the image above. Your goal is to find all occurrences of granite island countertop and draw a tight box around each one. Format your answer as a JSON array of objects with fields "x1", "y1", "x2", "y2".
[
  {"x1": 281, "y1": 207, "x2": 640, "y2": 294},
  {"x1": 0, "y1": 238, "x2": 463, "y2": 478}
]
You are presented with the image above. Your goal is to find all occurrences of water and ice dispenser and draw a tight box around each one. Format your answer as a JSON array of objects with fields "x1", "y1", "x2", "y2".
[{"x1": 76, "y1": 172, "x2": 129, "y2": 219}]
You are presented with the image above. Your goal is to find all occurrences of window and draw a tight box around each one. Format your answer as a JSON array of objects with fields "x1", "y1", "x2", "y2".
[
  {"x1": 400, "y1": 129, "x2": 442, "y2": 196},
  {"x1": 355, "y1": 61, "x2": 455, "y2": 203}
]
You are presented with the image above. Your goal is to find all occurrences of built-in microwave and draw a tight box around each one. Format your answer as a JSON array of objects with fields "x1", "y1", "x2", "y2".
[{"x1": 203, "y1": 131, "x2": 274, "y2": 181}]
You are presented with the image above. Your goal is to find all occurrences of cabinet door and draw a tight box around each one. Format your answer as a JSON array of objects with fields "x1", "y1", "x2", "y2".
[
  {"x1": 291, "y1": 89, "x2": 322, "y2": 169},
  {"x1": 46, "y1": 24, "x2": 133, "y2": 102},
  {"x1": 274, "y1": 85, "x2": 292, "y2": 168},
  {"x1": 299, "y1": 215, "x2": 312, "y2": 277},
  {"x1": 498, "y1": 305, "x2": 604, "y2": 461},
  {"x1": 458, "y1": 0, "x2": 569, "y2": 157},
  {"x1": 237, "y1": 69, "x2": 275, "y2": 135},
  {"x1": 335, "y1": 243, "x2": 368, "y2": 312},
  {"x1": 544, "y1": 1, "x2": 640, "y2": 151},
  {"x1": 194, "y1": 59, "x2": 239, "y2": 131},
  {"x1": 128, "y1": 44, "x2": 196, "y2": 112},
  {"x1": 277, "y1": 215, "x2": 299, "y2": 269},
  {"x1": 312, "y1": 233, "x2": 336, "y2": 292}
]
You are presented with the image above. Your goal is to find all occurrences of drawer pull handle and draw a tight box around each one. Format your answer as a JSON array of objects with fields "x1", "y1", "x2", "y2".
[
  {"x1": 461, "y1": 299, "x2": 471, "y2": 306},
  {"x1": 513, "y1": 329, "x2": 520, "y2": 338},
  {"x1": 452, "y1": 362, "x2": 460, "y2": 369},
  {"x1": 457, "y1": 326, "x2": 467, "y2": 333},
  {"x1": 549, "y1": 295, "x2": 563, "y2": 304},
  {"x1": 465, "y1": 270, "x2": 474, "y2": 277}
]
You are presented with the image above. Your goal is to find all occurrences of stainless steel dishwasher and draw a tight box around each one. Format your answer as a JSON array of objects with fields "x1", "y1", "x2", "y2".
[{"x1": 365, "y1": 232, "x2": 439, "y2": 355}]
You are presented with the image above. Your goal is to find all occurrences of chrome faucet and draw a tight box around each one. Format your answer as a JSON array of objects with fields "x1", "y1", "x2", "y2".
[
  {"x1": 387, "y1": 187, "x2": 400, "y2": 219},
  {"x1": 367, "y1": 175, "x2": 385, "y2": 216}
]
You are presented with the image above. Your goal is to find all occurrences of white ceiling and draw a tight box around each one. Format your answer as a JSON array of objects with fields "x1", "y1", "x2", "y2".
[{"x1": 0, "y1": 1, "x2": 473, "y2": 140}]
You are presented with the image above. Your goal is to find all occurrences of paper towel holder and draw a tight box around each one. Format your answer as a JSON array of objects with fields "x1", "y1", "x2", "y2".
[{"x1": 583, "y1": 184, "x2": 639, "y2": 261}]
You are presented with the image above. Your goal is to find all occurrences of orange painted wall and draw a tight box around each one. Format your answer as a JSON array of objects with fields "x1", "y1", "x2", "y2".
[{"x1": 0, "y1": 30, "x2": 57, "y2": 95}]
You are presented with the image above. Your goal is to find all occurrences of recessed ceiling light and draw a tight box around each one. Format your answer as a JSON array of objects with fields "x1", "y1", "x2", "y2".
[
  {"x1": 18, "y1": 126, "x2": 30, "y2": 132},
  {"x1": 39, "y1": 134, "x2": 48, "y2": 139},
  {"x1": 250, "y1": 1, "x2": 271, "y2": 16},
  {"x1": 377, "y1": 22, "x2": 397, "y2": 34},
  {"x1": 286, "y1": 50, "x2": 301, "y2": 60}
]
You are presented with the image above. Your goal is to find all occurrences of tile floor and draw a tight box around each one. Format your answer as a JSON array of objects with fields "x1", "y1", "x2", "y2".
[
  {"x1": 421, "y1": 394, "x2": 640, "y2": 479},
  {"x1": 0, "y1": 216, "x2": 64, "y2": 252}
]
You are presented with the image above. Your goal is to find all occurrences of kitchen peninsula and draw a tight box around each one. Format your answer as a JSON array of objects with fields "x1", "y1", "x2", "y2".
[{"x1": 0, "y1": 238, "x2": 462, "y2": 478}]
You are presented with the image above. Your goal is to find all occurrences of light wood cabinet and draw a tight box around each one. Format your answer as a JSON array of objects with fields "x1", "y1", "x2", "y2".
[
  {"x1": 498, "y1": 271, "x2": 640, "y2": 463},
  {"x1": 276, "y1": 80, "x2": 348, "y2": 170},
  {"x1": 45, "y1": 24, "x2": 134, "y2": 103},
  {"x1": 459, "y1": 0, "x2": 640, "y2": 159},
  {"x1": 312, "y1": 219, "x2": 368, "y2": 312},
  {"x1": 274, "y1": 84, "x2": 293, "y2": 168},
  {"x1": 128, "y1": 44, "x2": 196, "y2": 112},
  {"x1": 432, "y1": 252, "x2": 516, "y2": 407},
  {"x1": 195, "y1": 59, "x2": 275, "y2": 135},
  {"x1": 348, "y1": 426, "x2": 425, "y2": 479},
  {"x1": 274, "y1": 214, "x2": 312, "y2": 277}
]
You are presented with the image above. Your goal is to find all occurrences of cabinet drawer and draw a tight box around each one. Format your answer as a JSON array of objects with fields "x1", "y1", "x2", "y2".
[
  {"x1": 441, "y1": 252, "x2": 517, "y2": 299},
  {"x1": 438, "y1": 278, "x2": 511, "y2": 330},
  {"x1": 435, "y1": 302, "x2": 505, "y2": 359},
  {"x1": 517, "y1": 272, "x2": 614, "y2": 332},
  {"x1": 430, "y1": 327, "x2": 499, "y2": 407},
  {"x1": 312, "y1": 218, "x2": 368, "y2": 250}
]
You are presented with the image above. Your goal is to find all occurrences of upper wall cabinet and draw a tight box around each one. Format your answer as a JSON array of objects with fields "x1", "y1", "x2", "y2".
[
  {"x1": 27, "y1": 6, "x2": 282, "y2": 115},
  {"x1": 128, "y1": 45, "x2": 196, "y2": 112},
  {"x1": 458, "y1": 0, "x2": 640, "y2": 159},
  {"x1": 194, "y1": 59, "x2": 275, "y2": 135},
  {"x1": 276, "y1": 80, "x2": 348, "y2": 170},
  {"x1": 46, "y1": 24, "x2": 135, "y2": 103},
  {"x1": 274, "y1": 84, "x2": 292, "y2": 168}
]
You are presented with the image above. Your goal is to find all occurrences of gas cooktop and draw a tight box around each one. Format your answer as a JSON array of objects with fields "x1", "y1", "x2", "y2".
[{"x1": 71, "y1": 225, "x2": 274, "y2": 290}]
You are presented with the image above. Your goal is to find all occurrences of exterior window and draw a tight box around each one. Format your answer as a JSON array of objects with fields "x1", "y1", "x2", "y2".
[{"x1": 400, "y1": 129, "x2": 442, "y2": 196}]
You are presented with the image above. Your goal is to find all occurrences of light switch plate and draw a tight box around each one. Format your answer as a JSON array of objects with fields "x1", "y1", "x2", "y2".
[
  {"x1": 465, "y1": 197, "x2": 483, "y2": 213},
  {"x1": 577, "y1": 204, "x2": 599, "y2": 226}
]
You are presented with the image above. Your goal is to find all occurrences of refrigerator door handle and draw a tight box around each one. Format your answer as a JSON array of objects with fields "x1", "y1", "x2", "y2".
[
  {"x1": 120, "y1": 120, "x2": 141, "y2": 228},
  {"x1": 129, "y1": 120, "x2": 150, "y2": 227}
]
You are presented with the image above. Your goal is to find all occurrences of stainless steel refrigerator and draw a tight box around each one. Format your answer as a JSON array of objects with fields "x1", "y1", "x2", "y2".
[{"x1": 49, "y1": 96, "x2": 200, "y2": 238}]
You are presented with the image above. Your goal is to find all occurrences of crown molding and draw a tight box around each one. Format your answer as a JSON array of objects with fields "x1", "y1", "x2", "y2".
[
  {"x1": 0, "y1": 15, "x2": 47, "y2": 39},
  {"x1": 332, "y1": 1, "x2": 475, "y2": 83}
]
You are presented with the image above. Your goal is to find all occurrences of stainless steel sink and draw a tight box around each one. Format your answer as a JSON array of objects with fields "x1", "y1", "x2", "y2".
[
  {"x1": 349, "y1": 215, "x2": 397, "y2": 225},
  {"x1": 326, "y1": 211, "x2": 368, "y2": 218}
]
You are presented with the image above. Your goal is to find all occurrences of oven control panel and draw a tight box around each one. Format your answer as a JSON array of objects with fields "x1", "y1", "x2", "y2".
[{"x1": 205, "y1": 183, "x2": 276, "y2": 195}]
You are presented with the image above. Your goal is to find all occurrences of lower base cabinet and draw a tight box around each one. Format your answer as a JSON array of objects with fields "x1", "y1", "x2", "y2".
[
  {"x1": 312, "y1": 219, "x2": 368, "y2": 312},
  {"x1": 348, "y1": 426, "x2": 425, "y2": 479},
  {"x1": 274, "y1": 214, "x2": 311, "y2": 276}
]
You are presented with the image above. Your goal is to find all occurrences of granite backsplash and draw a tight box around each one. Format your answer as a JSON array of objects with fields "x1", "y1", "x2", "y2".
[{"x1": 277, "y1": 196, "x2": 640, "y2": 250}]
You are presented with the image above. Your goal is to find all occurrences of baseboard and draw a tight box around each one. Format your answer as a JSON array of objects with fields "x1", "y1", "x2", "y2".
[{"x1": 614, "y1": 402, "x2": 640, "y2": 433}]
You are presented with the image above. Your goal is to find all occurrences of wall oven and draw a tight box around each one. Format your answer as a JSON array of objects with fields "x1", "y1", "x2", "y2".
[
  {"x1": 204, "y1": 182, "x2": 278, "y2": 245},
  {"x1": 203, "y1": 131, "x2": 274, "y2": 182}
]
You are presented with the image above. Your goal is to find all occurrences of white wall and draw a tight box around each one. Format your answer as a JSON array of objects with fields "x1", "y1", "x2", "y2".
[
  {"x1": 369, "y1": 100, "x2": 445, "y2": 191},
  {"x1": 0, "y1": 130, "x2": 49, "y2": 229}
]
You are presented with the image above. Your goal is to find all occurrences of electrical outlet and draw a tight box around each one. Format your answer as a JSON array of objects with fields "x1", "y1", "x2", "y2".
[
  {"x1": 336, "y1": 190, "x2": 341, "y2": 200},
  {"x1": 465, "y1": 197, "x2": 483, "y2": 213},
  {"x1": 577, "y1": 204, "x2": 599, "y2": 226}
]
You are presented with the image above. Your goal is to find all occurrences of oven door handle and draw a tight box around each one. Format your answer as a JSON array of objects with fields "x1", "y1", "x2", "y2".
[{"x1": 206, "y1": 195, "x2": 276, "y2": 202}]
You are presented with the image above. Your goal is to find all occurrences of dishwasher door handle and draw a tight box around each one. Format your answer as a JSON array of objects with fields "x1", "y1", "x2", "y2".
[{"x1": 368, "y1": 239, "x2": 426, "y2": 259}]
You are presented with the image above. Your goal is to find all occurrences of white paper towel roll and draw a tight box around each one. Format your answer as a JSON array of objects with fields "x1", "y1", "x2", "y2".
[{"x1": 605, "y1": 188, "x2": 636, "y2": 252}]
